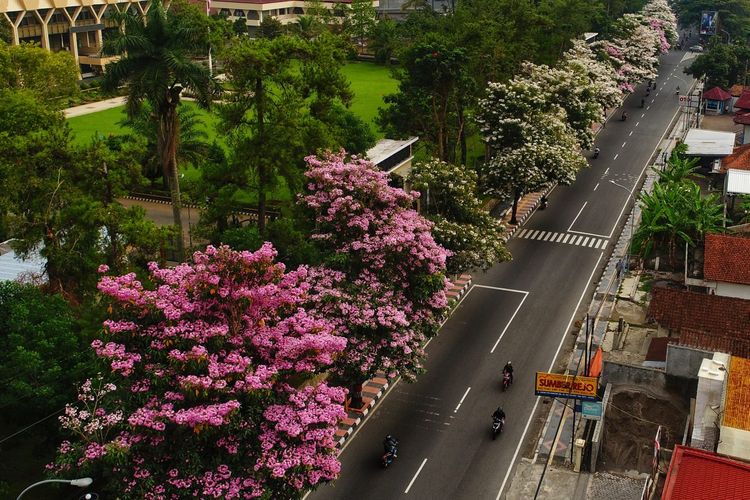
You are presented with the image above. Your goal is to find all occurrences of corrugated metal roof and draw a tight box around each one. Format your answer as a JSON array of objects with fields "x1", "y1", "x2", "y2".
[
  {"x1": 684, "y1": 128, "x2": 736, "y2": 156},
  {"x1": 723, "y1": 356, "x2": 750, "y2": 431},
  {"x1": 725, "y1": 169, "x2": 750, "y2": 195},
  {"x1": 0, "y1": 246, "x2": 46, "y2": 282},
  {"x1": 366, "y1": 137, "x2": 418, "y2": 166},
  {"x1": 662, "y1": 445, "x2": 750, "y2": 500}
]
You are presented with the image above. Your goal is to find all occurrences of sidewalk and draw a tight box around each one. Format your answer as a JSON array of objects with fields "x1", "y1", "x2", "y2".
[{"x1": 64, "y1": 96, "x2": 127, "y2": 118}]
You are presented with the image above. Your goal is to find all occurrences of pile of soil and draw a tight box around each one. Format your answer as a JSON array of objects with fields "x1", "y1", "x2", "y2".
[{"x1": 600, "y1": 390, "x2": 687, "y2": 473}]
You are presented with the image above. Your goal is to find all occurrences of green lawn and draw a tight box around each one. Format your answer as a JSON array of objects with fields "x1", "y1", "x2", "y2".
[
  {"x1": 67, "y1": 62, "x2": 396, "y2": 144},
  {"x1": 340, "y1": 61, "x2": 398, "y2": 138},
  {"x1": 66, "y1": 101, "x2": 220, "y2": 147},
  {"x1": 65, "y1": 62, "x2": 396, "y2": 202}
]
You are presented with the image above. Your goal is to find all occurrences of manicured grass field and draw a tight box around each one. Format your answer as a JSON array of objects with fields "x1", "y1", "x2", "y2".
[
  {"x1": 66, "y1": 62, "x2": 396, "y2": 144},
  {"x1": 66, "y1": 101, "x2": 221, "y2": 147},
  {"x1": 340, "y1": 61, "x2": 398, "y2": 137}
]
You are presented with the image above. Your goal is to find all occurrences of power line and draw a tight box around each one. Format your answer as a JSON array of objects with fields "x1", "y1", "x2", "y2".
[{"x1": 0, "y1": 407, "x2": 65, "y2": 445}]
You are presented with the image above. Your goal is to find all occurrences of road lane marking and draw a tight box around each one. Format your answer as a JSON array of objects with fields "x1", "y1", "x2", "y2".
[
  {"x1": 405, "y1": 458, "x2": 428, "y2": 494},
  {"x1": 454, "y1": 387, "x2": 471, "y2": 413},
  {"x1": 621, "y1": 142, "x2": 626, "y2": 148},
  {"x1": 517, "y1": 229, "x2": 529, "y2": 238},
  {"x1": 484, "y1": 287, "x2": 529, "y2": 354},
  {"x1": 495, "y1": 252, "x2": 605, "y2": 500},
  {"x1": 628, "y1": 131, "x2": 633, "y2": 136},
  {"x1": 543, "y1": 232, "x2": 554, "y2": 241},
  {"x1": 635, "y1": 121, "x2": 640, "y2": 127},
  {"x1": 613, "y1": 153, "x2": 619, "y2": 160},
  {"x1": 593, "y1": 182, "x2": 599, "y2": 191},
  {"x1": 529, "y1": 230, "x2": 540, "y2": 239},
  {"x1": 568, "y1": 229, "x2": 609, "y2": 237},
  {"x1": 603, "y1": 168, "x2": 609, "y2": 175},
  {"x1": 567, "y1": 202, "x2": 587, "y2": 232},
  {"x1": 562, "y1": 233, "x2": 570, "y2": 243}
]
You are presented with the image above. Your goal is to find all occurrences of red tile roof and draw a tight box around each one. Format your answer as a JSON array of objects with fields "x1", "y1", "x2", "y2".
[
  {"x1": 734, "y1": 111, "x2": 750, "y2": 125},
  {"x1": 734, "y1": 90, "x2": 750, "y2": 111},
  {"x1": 704, "y1": 233, "x2": 750, "y2": 284},
  {"x1": 662, "y1": 445, "x2": 750, "y2": 500},
  {"x1": 647, "y1": 287, "x2": 750, "y2": 338},
  {"x1": 677, "y1": 328, "x2": 750, "y2": 359},
  {"x1": 703, "y1": 86, "x2": 731, "y2": 101},
  {"x1": 720, "y1": 144, "x2": 750, "y2": 172}
]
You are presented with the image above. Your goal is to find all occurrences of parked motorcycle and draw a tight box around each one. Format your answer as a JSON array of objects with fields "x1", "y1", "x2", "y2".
[
  {"x1": 491, "y1": 416, "x2": 505, "y2": 440},
  {"x1": 502, "y1": 372, "x2": 512, "y2": 392}
]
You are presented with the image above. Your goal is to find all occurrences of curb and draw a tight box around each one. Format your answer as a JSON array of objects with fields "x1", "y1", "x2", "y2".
[{"x1": 333, "y1": 274, "x2": 473, "y2": 448}]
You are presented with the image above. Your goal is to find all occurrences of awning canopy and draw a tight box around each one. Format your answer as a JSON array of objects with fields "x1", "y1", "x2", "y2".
[{"x1": 725, "y1": 169, "x2": 750, "y2": 195}]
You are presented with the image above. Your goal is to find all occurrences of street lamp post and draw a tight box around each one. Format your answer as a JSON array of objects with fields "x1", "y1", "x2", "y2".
[
  {"x1": 17, "y1": 478, "x2": 93, "y2": 500},
  {"x1": 609, "y1": 180, "x2": 638, "y2": 273}
]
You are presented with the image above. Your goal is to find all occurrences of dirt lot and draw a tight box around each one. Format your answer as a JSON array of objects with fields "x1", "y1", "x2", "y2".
[{"x1": 600, "y1": 389, "x2": 688, "y2": 473}]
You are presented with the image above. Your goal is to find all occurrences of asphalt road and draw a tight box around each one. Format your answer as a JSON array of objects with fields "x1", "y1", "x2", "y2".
[{"x1": 308, "y1": 48, "x2": 698, "y2": 500}]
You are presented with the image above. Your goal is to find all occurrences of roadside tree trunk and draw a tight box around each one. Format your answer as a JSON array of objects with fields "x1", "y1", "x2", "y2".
[{"x1": 157, "y1": 86, "x2": 185, "y2": 261}]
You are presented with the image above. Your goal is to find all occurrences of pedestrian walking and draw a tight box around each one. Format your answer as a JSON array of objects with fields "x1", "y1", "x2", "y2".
[{"x1": 616, "y1": 259, "x2": 624, "y2": 279}]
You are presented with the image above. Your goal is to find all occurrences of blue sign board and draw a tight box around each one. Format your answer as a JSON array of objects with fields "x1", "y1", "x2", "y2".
[{"x1": 581, "y1": 401, "x2": 602, "y2": 420}]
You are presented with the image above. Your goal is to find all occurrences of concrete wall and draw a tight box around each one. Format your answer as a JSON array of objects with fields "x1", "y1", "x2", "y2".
[
  {"x1": 601, "y1": 360, "x2": 667, "y2": 389},
  {"x1": 590, "y1": 383, "x2": 612, "y2": 472},
  {"x1": 715, "y1": 281, "x2": 750, "y2": 299},
  {"x1": 718, "y1": 426, "x2": 750, "y2": 461},
  {"x1": 666, "y1": 344, "x2": 713, "y2": 380}
]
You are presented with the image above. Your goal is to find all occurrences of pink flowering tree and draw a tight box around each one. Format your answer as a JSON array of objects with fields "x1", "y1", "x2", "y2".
[
  {"x1": 50, "y1": 244, "x2": 348, "y2": 499},
  {"x1": 299, "y1": 152, "x2": 450, "y2": 400}
]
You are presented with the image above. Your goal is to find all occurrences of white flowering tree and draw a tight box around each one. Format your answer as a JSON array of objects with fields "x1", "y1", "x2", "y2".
[
  {"x1": 409, "y1": 158, "x2": 511, "y2": 275},
  {"x1": 562, "y1": 40, "x2": 622, "y2": 112},
  {"x1": 477, "y1": 78, "x2": 588, "y2": 224},
  {"x1": 523, "y1": 62, "x2": 604, "y2": 149}
]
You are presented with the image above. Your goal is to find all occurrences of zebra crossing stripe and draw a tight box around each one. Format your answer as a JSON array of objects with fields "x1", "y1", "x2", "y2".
[{"x1": 515, "y1": 229, "x2": 610, "y2": 250}]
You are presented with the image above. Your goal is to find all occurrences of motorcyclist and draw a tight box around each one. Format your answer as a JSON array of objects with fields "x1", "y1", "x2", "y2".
[
  {"x1": 492, "y1": 407, "x2": 506, "y2": 422},
  {"x1": 383, "y1": 435, "x2": 399, "y2": 457},
  {"x1": 502, "y1": 361, "x2": 514, "y2": 385},
  {"x1": 593, "y1": 147, "x2": 600, "y2": 159},
  {"x1": 621, "y1": 111, "x2": 628, "y2": 121}
]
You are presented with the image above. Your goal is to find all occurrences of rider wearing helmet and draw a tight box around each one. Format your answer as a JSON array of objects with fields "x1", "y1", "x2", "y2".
[
  {"x1": 503, "y1": 361, "x2": 514, "y2": 385},
  {"x1": 492, "y1": 407, "x2": 506, "y2": 422}
]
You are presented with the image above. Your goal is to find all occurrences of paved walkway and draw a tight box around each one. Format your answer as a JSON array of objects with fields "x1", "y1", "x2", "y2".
[{"x1": 64, "y1": 96, "x2": 127, "y2": 118}]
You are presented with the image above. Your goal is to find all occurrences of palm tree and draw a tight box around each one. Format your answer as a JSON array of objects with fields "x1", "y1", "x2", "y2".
[
  {"x1": 101, "y1": 0, "x2": 218, "y2": 260},
  {"x1": 121, "y1": 105, "x2": 211, "y2": 185}
]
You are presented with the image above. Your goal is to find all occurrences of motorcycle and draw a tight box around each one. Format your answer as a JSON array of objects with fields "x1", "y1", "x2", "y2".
[
  {"x1": 593, "y1": 148, "x2": 600, "y2": 159},
  {"x1": 491, "y1": 416, "x2": 505, "y2": 440},
  {"x1": 621, "y1": 112, "x2": 628, "y2": 121},
  {"x1": 502, "y1": 372, "x2": 512, "y2": 392},
  {"x1": 381, "y1": 442, "x2": 399, "y2": 468},
  {"x1": 539, "y1": 196, "x2": 548, "y2": 210}
]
